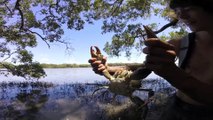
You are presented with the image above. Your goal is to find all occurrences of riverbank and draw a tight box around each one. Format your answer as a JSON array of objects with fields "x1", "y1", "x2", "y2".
[{"x1": 0, "y1": 62, "x2": 144, "y2": 68}]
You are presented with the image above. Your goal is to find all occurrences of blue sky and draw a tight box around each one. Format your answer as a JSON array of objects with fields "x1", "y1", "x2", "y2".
[{"x1": 29, "y1": 15, "x2": 172, "y2": 64}]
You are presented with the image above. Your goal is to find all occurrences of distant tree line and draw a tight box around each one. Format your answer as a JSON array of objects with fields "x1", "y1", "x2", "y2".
[{"x1": 0, "y1": 62, "x2": 141, "y2": 69}]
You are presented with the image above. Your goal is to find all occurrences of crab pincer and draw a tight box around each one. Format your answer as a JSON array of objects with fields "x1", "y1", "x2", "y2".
[
  {"x1": 90, "y1": 46, "x2": 103, "y2": 60},
  {"x1": 90, "y1": 46, "x2": 99, "y2": 58},
  {"x1": 143, "y1": 25, "x2": 158, "y2": 38}
]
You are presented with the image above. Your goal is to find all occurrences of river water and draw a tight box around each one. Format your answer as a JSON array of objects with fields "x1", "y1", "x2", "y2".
[
  {"x1": 0, "y1": 68, "x2": 174, "y2": 120},
  {"x1": 0, "y1": 68, "x2": 160, "y2": 84}
]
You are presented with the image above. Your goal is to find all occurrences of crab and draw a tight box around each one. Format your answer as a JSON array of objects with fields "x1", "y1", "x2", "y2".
[
  {"x1": 90, "y1": 45, "x2": 153, "y2": 99},
  {"x1": 89, "y1": 25, "x2": 157, "y2": 119}
]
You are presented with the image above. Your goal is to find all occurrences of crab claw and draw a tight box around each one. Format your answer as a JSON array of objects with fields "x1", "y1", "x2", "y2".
[
  {"x1": 143, "y1": 25, "x2": 158, "y2": 38},
  {"x1": 94, "y1": 46, "x2": 101, "y2": 54},
  {"x1": 90, "y1": 46, "x2": 96, "y2": 58},
  {"x1": 90, "y1": 46, "x2": 101, "y2": 58}
]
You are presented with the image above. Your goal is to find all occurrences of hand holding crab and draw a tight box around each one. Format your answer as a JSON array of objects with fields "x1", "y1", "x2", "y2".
[
  {"x1": 89, "y1": 46, "x2": 145, "y2": 97},
  {"x1": 88, "y1": 25, "x2": 160, "y2": 95},
  {"x1": 88, "y1": 26, "x2": 159, "y2": 120}
]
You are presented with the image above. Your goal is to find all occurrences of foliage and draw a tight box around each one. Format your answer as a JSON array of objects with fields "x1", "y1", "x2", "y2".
[
  {"x1": 0, "y1": 0, "x2": 187, "y2": 79},
  {"x1": 100, "y1": 0, "x2": 188, "y2": 57},
  {"x1": 40, "y1": 63, "x2": 90, "y2": 68},
  {"x1": 1, "y1": 0, "x2": 95, "y2": 79},
  {"x1": 0, "y1": 62, "x2": 46, "y2": 79}
]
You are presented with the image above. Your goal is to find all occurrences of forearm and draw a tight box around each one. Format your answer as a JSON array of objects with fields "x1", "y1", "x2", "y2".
[{"x1": 163, "y1": 65, "x2": 213, "y2": 106}]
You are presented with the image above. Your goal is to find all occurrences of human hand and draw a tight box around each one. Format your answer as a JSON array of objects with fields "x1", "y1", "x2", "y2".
[
  {"x1": 88, "y1": 56, "x2": 108, "y2": 75},
  {"x1": 143, "y1": 38, "x2": 177, "y2": 77}
]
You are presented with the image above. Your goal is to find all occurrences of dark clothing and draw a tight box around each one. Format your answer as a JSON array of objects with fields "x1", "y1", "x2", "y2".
[
  {"x1": 179, "y1": 32, "x2": 196, "y2": 69},
  {"x1": 158, "y1": 33, "x2": 213, "y2": 120},
  {"x1": 158, "y1": 95, "x2": 213, "y2": 120},
  {"x1": 155, "y1": 31, "x2": 213, "y2": 119}
]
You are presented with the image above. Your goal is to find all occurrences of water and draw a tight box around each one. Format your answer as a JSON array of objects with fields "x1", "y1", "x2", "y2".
[
  {"x1": 0, "y1": 68, "x2": 174, "y2": 120},
  {"x1": 0, "y1": 68, "x2": 160, "y2": 84}
]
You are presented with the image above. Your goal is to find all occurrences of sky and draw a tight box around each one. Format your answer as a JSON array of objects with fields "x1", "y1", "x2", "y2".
[{"x1": 29, "y1": 15, "x2": 172, "y2": 64}]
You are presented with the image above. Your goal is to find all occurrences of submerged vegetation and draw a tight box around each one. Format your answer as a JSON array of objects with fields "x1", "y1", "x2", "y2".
[{"x1": 0, "y1": 78, "x2": 175, "y2": 120}]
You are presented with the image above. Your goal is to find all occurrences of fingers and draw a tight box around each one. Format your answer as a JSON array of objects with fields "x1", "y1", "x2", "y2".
[
  {"x1": 143, "y1": 38, "x2": 177, "y2": 76},
  {"x1": 92, "y1": 64, "x2": 106, "y2": 72},
  {"x1": 143, "y1": 47, "x2": 176, "y2": 58},
  {"x1": 144, "y1": 38, "x2": 175, "y2": 50},
  {"x1": 88, "y1": 56, "x2": 108, "y2": 75},
  {"x1": 88, "y1": 58, "x2": 97, "y2": 63},
  {"x1": 143, "y1": 38, "x2": 176, "y2": 57}
]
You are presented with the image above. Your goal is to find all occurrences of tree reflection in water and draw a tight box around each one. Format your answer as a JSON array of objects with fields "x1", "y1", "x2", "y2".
[
  {"x1": 0, "y1": 82, "x2": 51, "y2": 119},
  {"x1": 0, "y1": 79, "x2": 176, "y2": 120}
]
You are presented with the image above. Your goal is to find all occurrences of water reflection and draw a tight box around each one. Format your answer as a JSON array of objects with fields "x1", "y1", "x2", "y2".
[
  {"x1": 0, "y1": 79, "x2": 175, "y2": 120},
  {"x1": 0, "y1": 68, "x2": 159, "y2": 84},
  {"x1": 0, "y1": 82, "x2": 52, "y2": 119}
]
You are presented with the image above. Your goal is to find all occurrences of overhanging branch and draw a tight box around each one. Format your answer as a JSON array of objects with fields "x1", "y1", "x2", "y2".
[
  {"x1": 2, "y1": 51, "x2": 18, "y2": 62},
  {"x1": 14, "y1": 0, "x2": 24, "y2": 30},
  {"x1": 26, "y1": 29, "x2": 50, "y2": 48},
  {"x1": 137, "y1": 19, "x2": 179, "y2": 38},
  {"x1": 153, "y1": 19, "x2": 179, "y2": 34}
]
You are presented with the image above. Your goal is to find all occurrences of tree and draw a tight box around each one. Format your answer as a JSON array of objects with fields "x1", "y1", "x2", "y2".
[
  {"x1": 0, "y1": 0, "x2": 91, "y2": 79},
  {"x1": 0, "y1": 0, "x2": 186, "y2": 79},
  {"x1": 95, "y1": 0, "x2": 188, "y2": 57}
]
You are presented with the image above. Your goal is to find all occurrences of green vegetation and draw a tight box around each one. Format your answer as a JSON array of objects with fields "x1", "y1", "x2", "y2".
[
  {"x1": 0, "y1": 63, "x2": 144, "y2": 68},
  {"x1": 40, "y1": 63, "x2": 90, "y2": 68},
  {"x1": 0, "y1": 0, "x2": 188, "y2": 79}
]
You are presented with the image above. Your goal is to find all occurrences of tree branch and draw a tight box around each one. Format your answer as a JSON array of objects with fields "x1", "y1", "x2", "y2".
[
  {"x1": 14, "y1": 0, "x2": 24, "y2": 30},
  {"x1": 4, "y1": 2, "x2": 13, "y2": 16},
  {"x1": 153, "y1": 19, "x2": 179, "y2": 34},
  {"x1": 111, "y1": 0, "x2": 124, "y2": 16},
  {"x1": 26, "y1": 29, "x2": 50, "y2": 48},
  {"x1": 2, "y1": 51, "x2": 18, "y2": 62},
  {"x1": 137, "y1": 19, "x2": 179, "y2": 38},
  {"x1": 48, "y1": 0, "x2": 61, "y2": 17}
]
